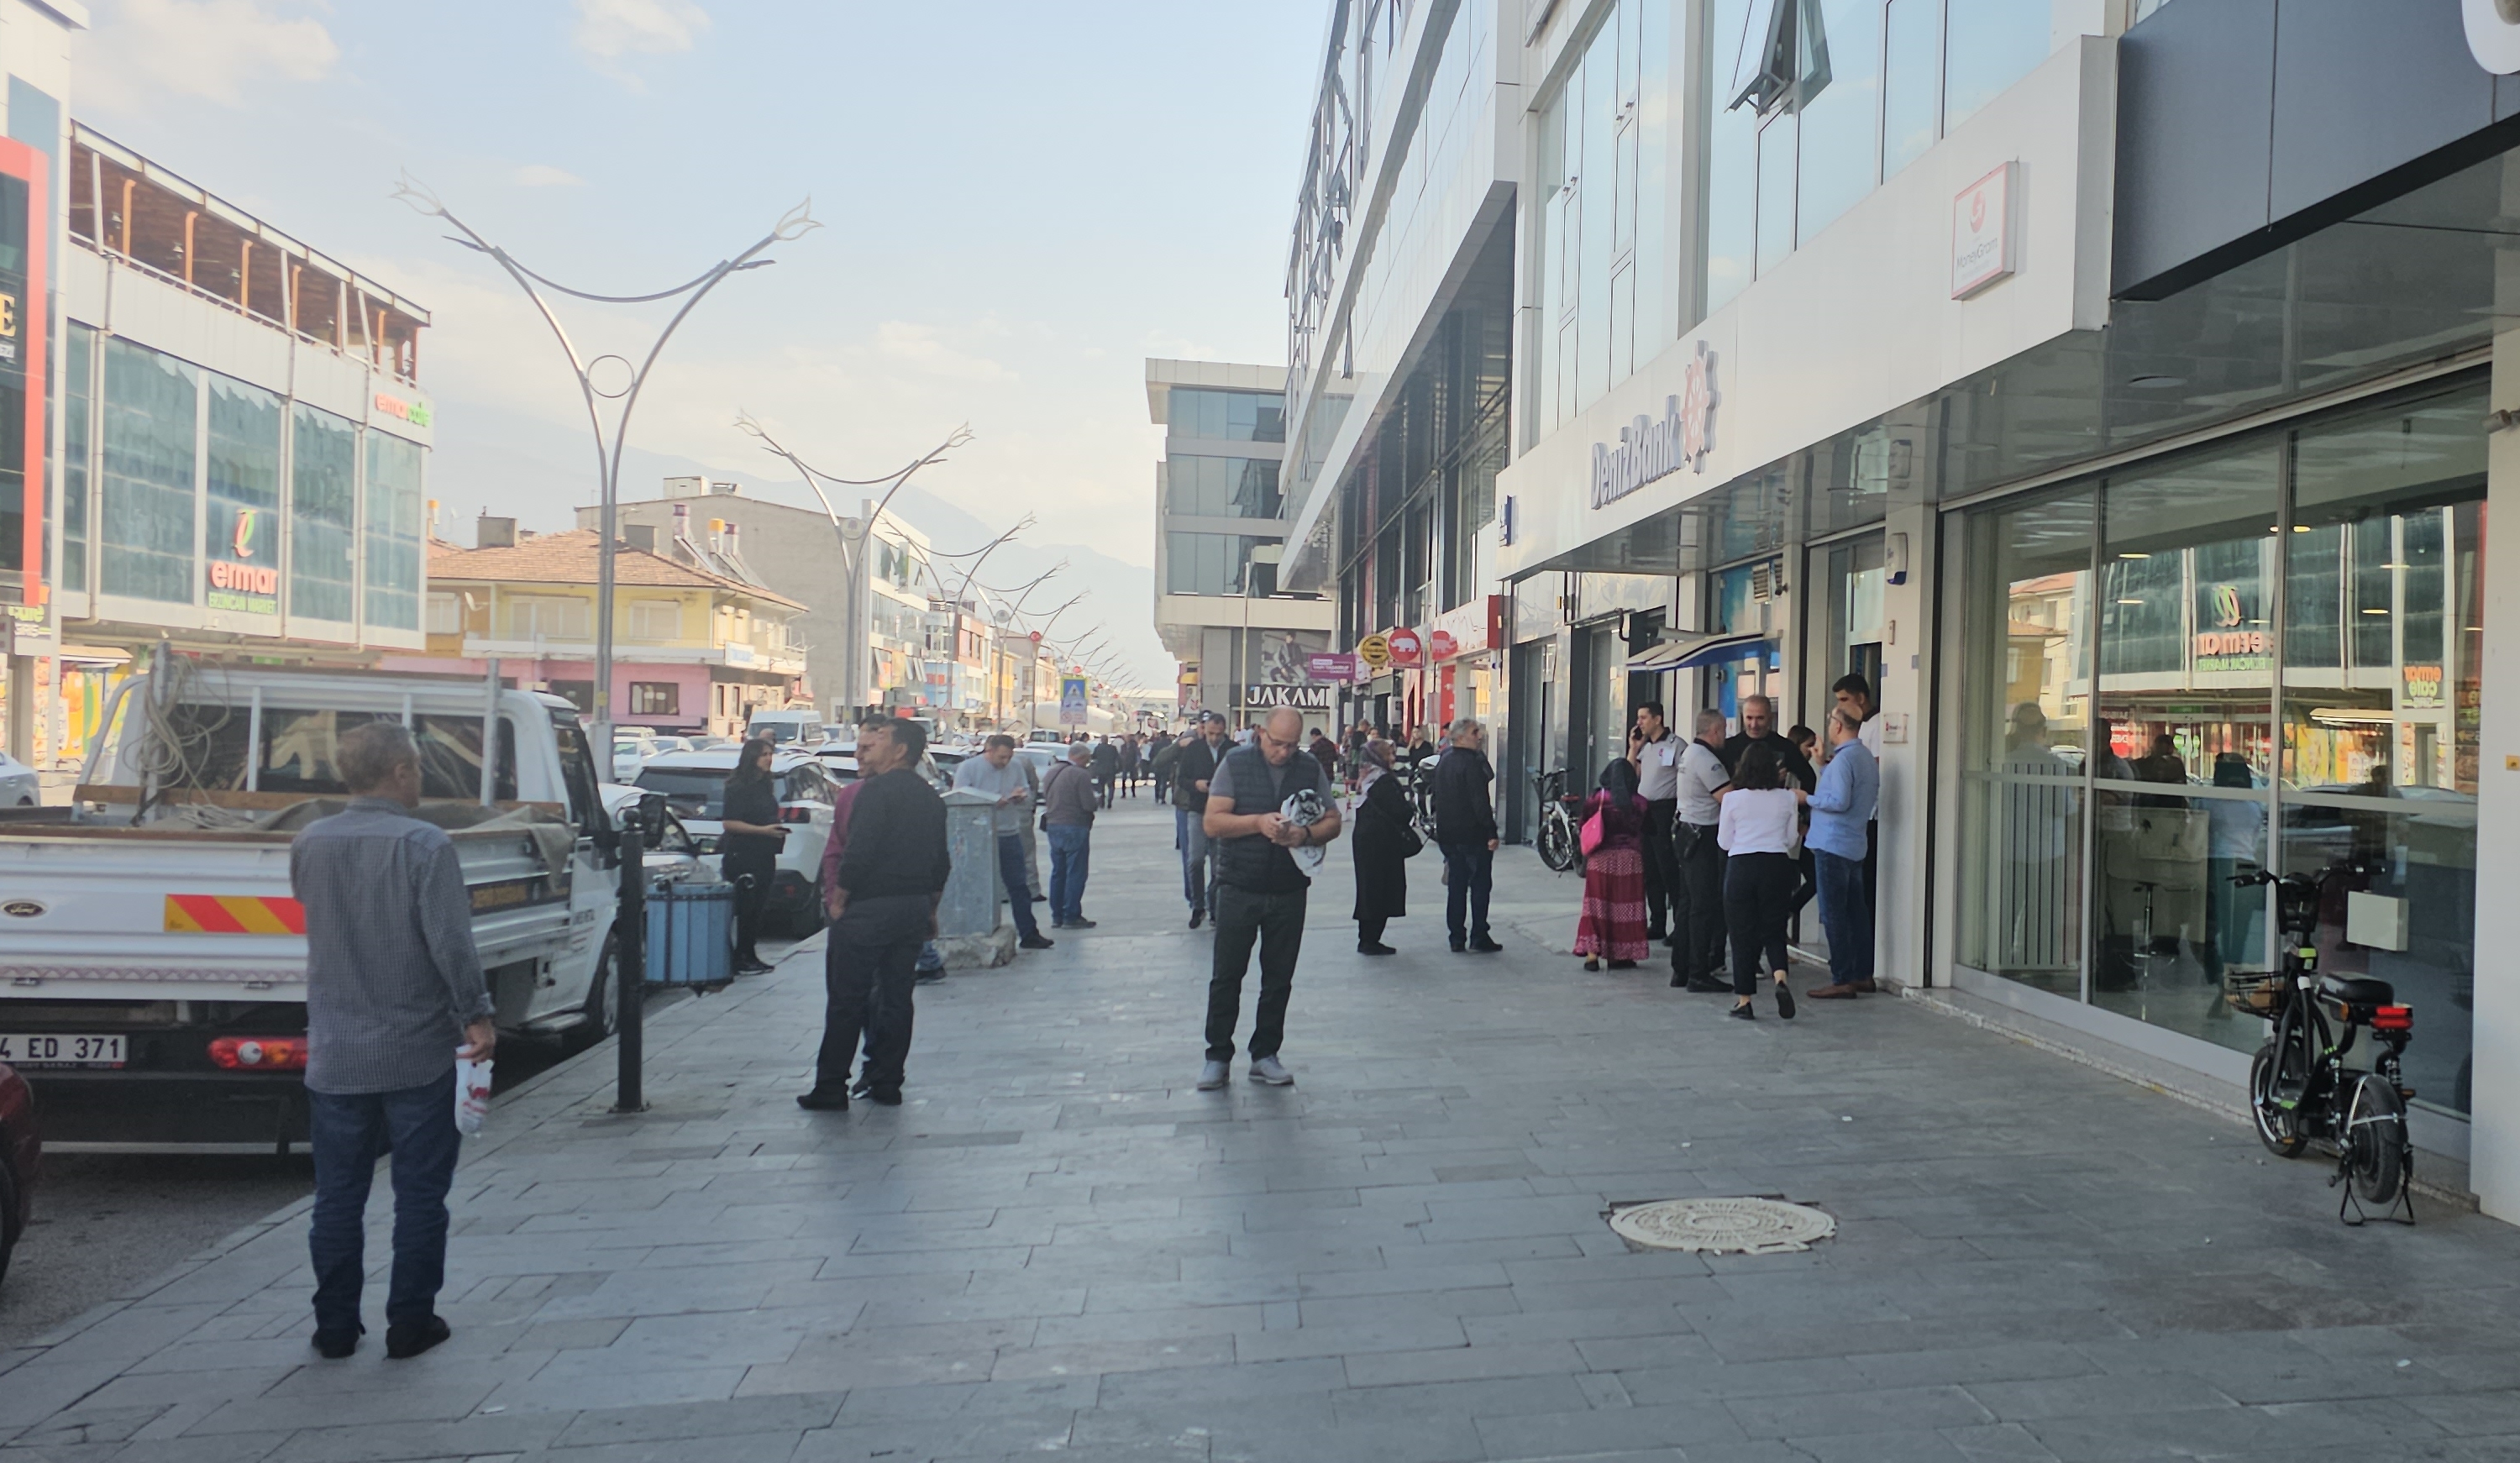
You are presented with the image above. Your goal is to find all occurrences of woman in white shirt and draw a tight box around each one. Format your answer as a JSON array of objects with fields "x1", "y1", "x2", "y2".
[{"x1": 1718, "y1": 744, "x2": 1806, "y2": 1020}]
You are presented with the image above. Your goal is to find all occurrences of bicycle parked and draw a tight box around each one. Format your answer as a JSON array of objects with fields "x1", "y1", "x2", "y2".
[
  {"x1": 1532, "y1": 768, "x2": 1583, "y2": 873},
  {"x1": 2223, "y1": 864, "x2": 2416, "y2": 1224}
]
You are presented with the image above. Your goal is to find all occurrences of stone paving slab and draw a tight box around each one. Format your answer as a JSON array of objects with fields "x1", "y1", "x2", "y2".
[{"x1": 3, "y1": 800, "x2": 2519, "y2": 1462}]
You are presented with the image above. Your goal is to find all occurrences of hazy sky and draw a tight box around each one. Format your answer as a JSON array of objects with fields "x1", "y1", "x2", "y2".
[{"x1": 77, "y1": 0, "x2": 1321, "y2": 681}]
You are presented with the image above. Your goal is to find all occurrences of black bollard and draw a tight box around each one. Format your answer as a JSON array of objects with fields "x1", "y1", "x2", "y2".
[{"x1": 613, "y1": 824, "x2": 648, "y2": 1114}]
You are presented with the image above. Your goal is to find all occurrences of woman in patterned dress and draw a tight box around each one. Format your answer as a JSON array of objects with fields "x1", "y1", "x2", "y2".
[{"x1": 1573, "y1": 757, "x2": 1651, "y2": 970}]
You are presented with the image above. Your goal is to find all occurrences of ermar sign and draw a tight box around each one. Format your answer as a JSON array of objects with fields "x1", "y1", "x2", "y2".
[
  {"x1": 2468, "y1": 0, "x2": 2520, "y2": 73},
  {"x1": 1590, "y1": 343, "x2": 1716, "y2": 510}
]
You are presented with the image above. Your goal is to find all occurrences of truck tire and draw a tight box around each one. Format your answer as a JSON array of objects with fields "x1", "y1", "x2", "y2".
[{"x1": 578, "y1": 931, "x2": 619, "y2": 1046}]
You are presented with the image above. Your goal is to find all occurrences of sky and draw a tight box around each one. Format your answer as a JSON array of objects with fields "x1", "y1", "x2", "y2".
[{"x1": 75, "y1": 0, "x2": 1323, "y2": 688}]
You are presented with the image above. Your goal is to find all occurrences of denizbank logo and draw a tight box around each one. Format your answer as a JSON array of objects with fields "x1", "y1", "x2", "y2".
[
  {"x1": 2467, "y1": 0, "x2": 2520, "y2": 73},
  {"x1": 1589, "y1": 343, "x2": 1716, "y2": 510}
]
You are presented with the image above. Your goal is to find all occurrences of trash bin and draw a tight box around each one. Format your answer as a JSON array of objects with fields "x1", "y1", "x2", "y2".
[{"x1": 645, "y1": 878, "x2": 736, "y2": 988}]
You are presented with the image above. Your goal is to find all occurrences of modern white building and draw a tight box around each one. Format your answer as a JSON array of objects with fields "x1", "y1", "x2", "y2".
[
  {"x1": 1147, "y1": 358, "x2": 1334, "y2": 724},
  {"x1": 1276, "y1": 0, "x2": 2520, "y2": 1220}
]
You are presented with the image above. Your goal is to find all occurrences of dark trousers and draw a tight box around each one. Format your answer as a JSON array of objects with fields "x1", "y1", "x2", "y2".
[
  {"x1": 1669, "y1": 821, "x2": 1725, "y2": 983},
  {"x1": 1096, "y1": 773, "x2": 1116, "y2": 809},
  {"x1": 1357, "y1": 915, "x2": 1388, "y2": 946},
  {"x1": 1206, "y1": 883, "x2": 1305, "y2": 1061},
  {"x1": 1725, "y1": 852, "x2": 1798, "y2": 996},
  {"x1": 1815, "y1": 848, "x2": 1874, "y2": 988},
  {"x1": 815, "y1": 892, "x2": 927, "y2": 1095},
  {"x1": 307, "y1": 1068, "x2": 461, "y2": 1337},
  {"x1": 1439, "y1": 841, "x2": 1494, "y2": 945},
  {"x1": 726, "y1": 849, "x2": 775, "y2": 963},
  {"x1": 1047, "y1": 824, "x2": 1091, "y2": 924},
  {"x1": 1640, "y1": 799, "x2": 1679, "y2": 936},
  {"x1": 994, "y1": 834, "x2": 1041, "y2": 941}
]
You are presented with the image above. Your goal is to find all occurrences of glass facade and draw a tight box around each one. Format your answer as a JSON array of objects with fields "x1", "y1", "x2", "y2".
[
  {"x1": 1165, "y1": 455, "x2": 1282, "y2": 519},
  {"x1": 99, "y1": 338, "x2": 198, "y2": 604},
  {"x1": 60, "y1": 323, "x2": 91, "y2": 593},
  {"x1": 1167, "y1": 532, "x2": 1270, "y2": 597},
  {"x1": 362, "y1": 430, "x2": 424, "y2": 632},
  {"x1": 1168, "y1": 389, "x2": 1284, "y2": 443},
  {"x1": 1954, "y1": 383, "x2": 2483, "y2": 1115},
  {"x1": 1535, "y1": 0, "x2": 1673, "y2": 435},
  {"x1": 205, "y1": 375, "x2": 282, "y2": 614},
  {"x1": 291, "y1": 404, "x2": 356, "y2": 624},
  {"x1": 1703, "y1": 0, "x2": 2067, "y2": 311}
]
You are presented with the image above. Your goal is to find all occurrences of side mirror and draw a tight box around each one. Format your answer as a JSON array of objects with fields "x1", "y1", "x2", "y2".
[{"x1": 634, "y1": 791, "x2": 670, "y2": 843}]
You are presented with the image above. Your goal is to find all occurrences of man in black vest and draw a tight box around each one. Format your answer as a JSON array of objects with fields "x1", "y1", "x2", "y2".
[{"x1": 1198, "y1": 705, "x2": 1342, "y2": 1090}]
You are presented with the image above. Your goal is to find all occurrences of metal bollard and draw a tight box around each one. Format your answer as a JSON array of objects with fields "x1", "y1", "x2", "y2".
[{"x1": 613, "y1": 825, "x2": 648, "y2": 1114}]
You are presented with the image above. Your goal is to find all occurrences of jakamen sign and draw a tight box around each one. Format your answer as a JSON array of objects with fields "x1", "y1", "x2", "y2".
[
  {"x1": 1245, "y1": 683, "x2": 1332, "y2": 711},
  {"x1": 1589, "y1": 343, "x2": 1715, "y2": 509}
]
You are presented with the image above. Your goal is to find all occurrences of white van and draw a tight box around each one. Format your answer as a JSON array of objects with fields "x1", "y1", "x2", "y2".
[{"x1": 743, "y1": 709, "x2": 827, "y2": 747}]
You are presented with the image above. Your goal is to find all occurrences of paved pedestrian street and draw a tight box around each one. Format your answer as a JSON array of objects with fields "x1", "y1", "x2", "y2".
[{"x1": 5, "y1": 801, "x2": 2518, "y2": 1463}]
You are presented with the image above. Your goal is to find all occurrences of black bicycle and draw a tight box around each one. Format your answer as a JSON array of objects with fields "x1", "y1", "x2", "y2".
[
  {"x1": 2224, "y1": 865, "x2": 2416, "y2": 1224},
  {"x1": 1533, "y1": 768, "x2": 1583, "y2": 873}
]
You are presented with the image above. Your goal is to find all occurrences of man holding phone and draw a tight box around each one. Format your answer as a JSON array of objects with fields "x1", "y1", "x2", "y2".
[
  {"x1": 1629, "y1": 702, "x2": 1681, "y2": 944},
  {"x1": 951, "y1": 734, "x2": 1053, "y2": 952}
]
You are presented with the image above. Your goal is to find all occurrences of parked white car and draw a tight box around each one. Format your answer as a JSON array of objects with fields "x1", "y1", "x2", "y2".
[
  {"x1": 0, "y1": 752, "x2": 36, "y2": 808},
  {"x1": 634, "y1": 748, "x2": 836, "y2": 935},
  {"x1": 600, "y1": 784, "x2": 714, "y2": 886}
]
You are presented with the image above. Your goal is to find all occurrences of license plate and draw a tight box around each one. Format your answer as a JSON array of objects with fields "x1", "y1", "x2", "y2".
[{"x1": 0, "y1": 1033, "x2": 126, "y2": 1067}]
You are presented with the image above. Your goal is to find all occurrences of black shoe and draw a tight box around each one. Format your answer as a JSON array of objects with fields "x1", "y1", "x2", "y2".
[
  {"x1": 1359, "y1": 941, "x2": 1397, "y2": 956},
  {"x1": 853, "y1": 1084, "x2": 903, "y2": 1106},
  {"x1": 1020, "y1": 935, "x2": 1055, "y2": 950},
  {"x1": 1189, "y1": 908, "x2": 1205, "y2": 929},
  {"x1": 312, "y1": 1325, "x2": 362, "y2": 1360},
  {"x1": 1646, "y1": 927, "x2": 1667, "y2": 944},
  {"x1": 736, "y1": 958, "x2": 774, "y2": 975},
  {"x1": 914, "y1": 968, "x2": 946, "y2": 984},
  {"x1": 1468, "y1": 937, "x2": 1504, "y2": 954},
  {"x1": 1686, "y1": 978, "x2": 1732, "y2": 994},
  {"x1": 1608, "y1": 959, "x2": 1638, "y2": 970},
  {"x1": 1032, "y1": 893, "x2": 1048, "y2": 903},
  {"x1": 795, "y1": 1089, "x2": 850, "y2": 1111},
  {"x1": 1730, "y1": 1003, "x2": 1756, "y2": 1020},
  {"x1": 1775, "y1": 979, "x2": 1796, "y2": 1020},
  {"x1": 384, "y1": 1315, "x2": 450, "y2": 1361},
  {"x1": 1067, "y1": 918, "x2": 1098, "y2": 930},
  {"x1": 1450, "y1": 940, "x2": 1467, "y2": 953}
]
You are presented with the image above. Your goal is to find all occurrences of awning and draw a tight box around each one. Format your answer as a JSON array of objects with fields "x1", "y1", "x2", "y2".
[{"x1": 1625, "y1": 629, "x2": 1776, "y2": 674}]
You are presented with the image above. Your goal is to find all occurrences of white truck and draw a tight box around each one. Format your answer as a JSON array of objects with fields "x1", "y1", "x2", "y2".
[{"x1": 0, "y1": 664, "x2": 633, "y2": 1152}]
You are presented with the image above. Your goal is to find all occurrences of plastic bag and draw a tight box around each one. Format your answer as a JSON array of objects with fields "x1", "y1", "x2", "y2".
[{"x1": 454, "y1": 1056, "x2": 493, "y2": 1136}]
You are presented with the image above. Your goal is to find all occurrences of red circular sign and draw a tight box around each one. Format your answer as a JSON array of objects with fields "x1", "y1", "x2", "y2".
[
  {"x1": 1386, "y1": 627, "x2": 1424, "y2": 667},
  {"x1": 1427, "y1": 629, "x2": 1458, "y2": 659}
]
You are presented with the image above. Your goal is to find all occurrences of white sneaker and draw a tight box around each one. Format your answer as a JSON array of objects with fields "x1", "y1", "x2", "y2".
[
  {"x1": 1196, "y1": 1059, "x2": 1229, "y2": 1091},
  {"x1": 1247, "y1": 1055, "x2": 1294, "y2": 1086}
]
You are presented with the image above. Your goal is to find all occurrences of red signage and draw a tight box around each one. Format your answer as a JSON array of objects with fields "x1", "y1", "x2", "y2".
[
  {"x1": 1385, "y1": 627, "x2": 1424, "y2": 667},
  {"x1": 1427, "y1": 629, "x2": 1457, "y2": 659}
]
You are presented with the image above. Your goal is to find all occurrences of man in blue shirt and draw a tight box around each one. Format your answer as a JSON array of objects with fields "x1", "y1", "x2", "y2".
[{"x1": 1804, "y1": 707, "x2": 1879, "y2": 1000}]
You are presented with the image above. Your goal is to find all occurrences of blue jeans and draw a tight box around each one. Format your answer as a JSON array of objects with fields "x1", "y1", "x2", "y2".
[
  {"x1": 1815, "y1": 847, "x2": 1874, "y2": 988},
  {"x1": 1047, "y1": 824, "x2": 1092, "y2": 924},
  {"x1": 1180, "y1": 812, "x2": 1215, "y2": 915},
  {"x1": 1440, "y1": 842, "x2": 1494, "y2": 946},
  {"x1": 995, "y1": 834, "x2": 1040, "y2": 941},
  {"x1": 307, "y1": 1068, "x2": 462, "y2": 1337}
]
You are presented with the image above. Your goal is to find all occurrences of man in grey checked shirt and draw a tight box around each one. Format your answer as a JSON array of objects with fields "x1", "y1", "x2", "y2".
[{"x1": 290, "y1": 721, "x2": 496, "y2": 1361}]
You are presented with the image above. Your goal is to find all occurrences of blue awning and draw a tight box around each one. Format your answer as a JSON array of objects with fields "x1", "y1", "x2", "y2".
[{"x1": 1627, "y1": 629, "x2": 1776, "y2": 674}]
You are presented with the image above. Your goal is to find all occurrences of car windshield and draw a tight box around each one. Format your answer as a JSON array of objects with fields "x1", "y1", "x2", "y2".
[{"x1": 636, "y1": 767, "x2": 732, "y2": 817}]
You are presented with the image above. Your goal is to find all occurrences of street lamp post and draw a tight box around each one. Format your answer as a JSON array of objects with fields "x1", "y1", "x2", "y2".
[
  {"x1": 736, "y1": 416, "x2": 971, "y2": 719},
  {"x1": 395, "y1": 178, "x2": 817, "y2": 750}
]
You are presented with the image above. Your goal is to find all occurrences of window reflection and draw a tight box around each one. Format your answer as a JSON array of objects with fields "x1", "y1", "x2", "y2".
[
  {"x1": 1880, "y1": 0, "x2": 1938, "y2": 179},
  {"x1": 1796, "y1": 0, "x2": 1882, "y2": 243}
]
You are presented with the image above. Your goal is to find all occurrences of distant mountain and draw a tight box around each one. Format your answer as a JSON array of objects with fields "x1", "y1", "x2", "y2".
[{"x1": 428, "y1": 400, "x2": 1171, "y2": 687}]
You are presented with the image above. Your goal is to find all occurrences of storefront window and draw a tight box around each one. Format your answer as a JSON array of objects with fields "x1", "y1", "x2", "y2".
[
  {"x1": 1952, "y1": 384, "x2": 2482, "y2": 1115},
  {"x1": 1796, "y1": 0, "x2": 1883, "y2": 244},
  {"x1": 364, "y1": 431, "x2": 424, "y2": 632},
  {"x1": 1956, "y1": 488, "x2": 2092, "y2": 998},
  {"x1": 206, "y1": 374, "x2": 281, "y2": 614},
  {"x1": 60, "y1": 322, "x2": 92, "y2": 594}
]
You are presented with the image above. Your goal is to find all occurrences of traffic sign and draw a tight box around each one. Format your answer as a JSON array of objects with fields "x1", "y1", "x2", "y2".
[
  {"x1": 1355, "y1": 633, "x2": 1391, "y2": 669},
  {"x1": 1059, "y1": 675, "x2": 1089, "y2": 725},
  {"x1": 1386, "y1": 627, "x2": 1424, "y2": 667}
]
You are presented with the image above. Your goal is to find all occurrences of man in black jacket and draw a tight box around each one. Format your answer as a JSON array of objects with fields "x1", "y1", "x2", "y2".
[
  {"x1": 1149, "y1": 732, "x2": 1182, "y2": 805},
  {"x1": 1173, "y1": 712, "x2": 1230, "y2": 927},
  {"x1": 1090, "y1": 736, "x2": 1121, "y2": 809},
  {"x1": 801, "y1": 718, "x2": 950, "y2": 1111},
  {"x1": 1721, "y1": 694, "x2": 1817, "y2": 792},
  {"x1": 1431, "y1": 718, "x2": 1504, "y2": 953}
]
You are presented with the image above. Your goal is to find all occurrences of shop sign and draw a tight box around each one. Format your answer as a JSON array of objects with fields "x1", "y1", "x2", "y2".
[
  {"x1": 1427, "y1": 595, "x2": 1507, "y2": 660},
  {"x1": 3, "y1": 603, "x2": 52, "y2": 656},
  {"x1": 2467, "y1": 0, "x2": 2520, "y2": 73},
  {"x1": 374, "y1": 391, "x2": 433, "y2": 428},
  {"x1": 1952, "y1": 162, "x2": 2017, "y2": 299},
  {"x1": 2192, "y1": 579, "x2": 2269, "y2": 672},
  {"x1": 1305, "y1": 651, "x2": 1358, "y2": 683},
  {"x1": 2404, "y1": 663, "x2": 2445, "y2": 709},
  {"x1": 1589, "y1": 343, "x2": 1717, "y2": 510},
  {"x1": 1384, "y1": 627, "x2": 1425, "y2": 668},
  {"x1": 1355, "y1": 632, "x2": 1393, "y2": 669},
  {"x1": 206, "y1": 507, "x2": 279, "y2": 615},
  {"x1": 1427, "y1": 630, "x2": 1457, "y2": 658},
  {"x1": 1245, "y1": 682, "x2": 1331, "y2": 711}
]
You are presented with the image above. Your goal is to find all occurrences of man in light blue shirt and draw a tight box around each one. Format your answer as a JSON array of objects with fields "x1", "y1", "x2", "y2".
[
  {"x1": 951, "y1": 735, "x2": 1051, "y2": 950},
  {"x1": 1804, "y1": 707, "x2": 1879, "y2": 999}
]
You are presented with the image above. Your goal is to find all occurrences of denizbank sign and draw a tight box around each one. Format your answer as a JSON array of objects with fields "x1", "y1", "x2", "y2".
[{"x1": 1589, "y1": 343, "x2": 1716, "y2": 510}]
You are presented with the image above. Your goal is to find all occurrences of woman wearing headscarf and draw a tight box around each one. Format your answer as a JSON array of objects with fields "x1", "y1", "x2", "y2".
[
  {"x1": 1573, "y1": 756, "x2": 1651, "y2": 971},
  {"x1": 1349, "y1": 738, "x2": 1413, "y2": 955},
  {"x1": 720, "y1": 737, "x2": 788, "y2": 975}
]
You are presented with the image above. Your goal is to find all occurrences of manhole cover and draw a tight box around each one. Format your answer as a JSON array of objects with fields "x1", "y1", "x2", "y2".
[{"x1": 1606, "y1": 1197, "x2": 1835, "y2": 1255}]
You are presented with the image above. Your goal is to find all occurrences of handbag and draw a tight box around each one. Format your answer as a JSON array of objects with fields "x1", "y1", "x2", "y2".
[
  {"x1": 1398, "y1": 820, "x2": 1425, "y2": 858},
  {"x1": 1578, "y1": 805, "x2": 1607, "y2": 857}
]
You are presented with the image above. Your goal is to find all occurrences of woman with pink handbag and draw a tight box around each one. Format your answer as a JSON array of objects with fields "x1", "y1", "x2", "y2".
[{"x1": 1572, "y1": 758, "x2": 1651, "y2": 971}]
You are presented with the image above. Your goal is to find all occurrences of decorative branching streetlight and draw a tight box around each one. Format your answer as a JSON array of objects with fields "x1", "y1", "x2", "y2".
[
  {"x1": 395, "y1": 176, "x2": 817, "y2": 748},
  {"x1": 735, "y1": 414, "x2": 971, "y2": 716}
]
